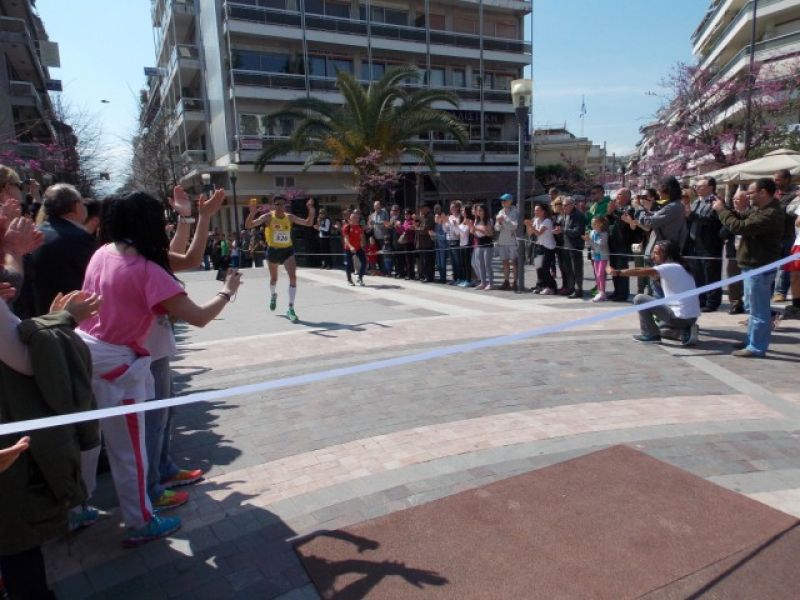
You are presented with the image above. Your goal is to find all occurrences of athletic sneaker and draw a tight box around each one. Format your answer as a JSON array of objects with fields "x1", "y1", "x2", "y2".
[
  {"x1": 269, "y1": 293, "x2": 277, "y2": 311},
  {"x1": 632, "y1": 334, "x2": 661, "y2": 343},
  {"x1": 122, "y1": 515, "x2": 181, "y2": 548},
  {"x1": 357, "y1": 277, "x2": 365, "y2": 286},
  {"x1": 162, "y1": 468, "x2": 204, "y2": 489},
  {"x1": 681, "y1": 323, "x2": 700, "y2": 347},
  {"x1": 68, "y1": 504, "x2": 99, "y2": 532},
  {"x1": 152, "y1": 489, "x2": 189, "y2": 512},
  {"x1": 286, "y1": 307, "x2": 298, "y2": 323},
  {"x1": 540, "y1": 288, "x2": 555, "y2": 295},
  {"x1": 591, "y1": 293, "x2": 607, "y2": 303}
]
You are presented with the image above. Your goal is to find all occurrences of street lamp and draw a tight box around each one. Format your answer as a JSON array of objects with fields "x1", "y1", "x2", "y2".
[
  {"x1": 227, "y1": 163, "x2": 240, "y2": 247},
  {"x1": 511, "y1": 78, "x2": 533, "y2": 293}
]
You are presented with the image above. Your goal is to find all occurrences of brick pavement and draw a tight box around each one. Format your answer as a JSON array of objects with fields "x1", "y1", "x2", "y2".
[{"x1": 40, "y1": 269, "x2": 800, "y2": 599}]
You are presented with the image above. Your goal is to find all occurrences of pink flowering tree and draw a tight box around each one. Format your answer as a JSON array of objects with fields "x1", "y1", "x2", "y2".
[
  {"x1": 638, "y1": 59, "x2": 800, "y2": 177},
  {"x1": 354, "y1": 148, "x2": 401, "y2": 209}
]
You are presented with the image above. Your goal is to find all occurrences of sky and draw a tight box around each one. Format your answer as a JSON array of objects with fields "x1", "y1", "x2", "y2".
[{"x1": 35, "y1": 0, "x2": 708, "y2": 188}]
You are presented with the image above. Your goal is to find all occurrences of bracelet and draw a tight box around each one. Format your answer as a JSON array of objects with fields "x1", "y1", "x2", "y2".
[
  {"x1": 216, "y1": 291, "x2": 231, "y2": 302},
  {"x1": 179, "y1": 216, "x2": 196, "y2": 224}
]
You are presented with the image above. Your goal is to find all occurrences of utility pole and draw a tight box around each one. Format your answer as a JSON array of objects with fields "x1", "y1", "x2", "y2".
[{"x1": 743, "y1": 0, "x2": 758, "y2": 159}]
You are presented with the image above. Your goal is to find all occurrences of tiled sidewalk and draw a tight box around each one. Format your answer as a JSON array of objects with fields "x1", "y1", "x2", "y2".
[{"x1": 42, "y1": 271, "x2": 800, "y2": 599}]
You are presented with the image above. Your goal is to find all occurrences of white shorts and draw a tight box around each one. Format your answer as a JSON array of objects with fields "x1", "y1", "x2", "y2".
[{"x1": 496, "y1": 244, "x2": 517, "y2": 261}]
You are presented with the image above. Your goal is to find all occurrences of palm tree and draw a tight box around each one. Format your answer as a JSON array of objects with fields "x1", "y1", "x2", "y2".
[{"x1": 254, "y1": 65, "x2": 468, "y2": 180}]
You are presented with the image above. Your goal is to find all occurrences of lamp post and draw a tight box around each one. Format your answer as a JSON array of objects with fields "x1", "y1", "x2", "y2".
[
  {"x1": 511, "y1": 78, "x2": 533, "y2": 293},
  {"x1": 227, "y1": 164, "x2": 240, "y2": 247}
]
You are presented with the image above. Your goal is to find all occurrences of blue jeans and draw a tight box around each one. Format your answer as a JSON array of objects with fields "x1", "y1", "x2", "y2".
[
  {"x1": 145, "y1": 357, "x2": 180, "y2": 501},
  {"x1": 435, "y1": 235, "x2": 448, "y2": 281},
  {"x1": 448, "y1": 241, "x2": 464, "y2": 281},
  {"x1": 742, "y1": 267, "x2": 776, "y2": 355}
]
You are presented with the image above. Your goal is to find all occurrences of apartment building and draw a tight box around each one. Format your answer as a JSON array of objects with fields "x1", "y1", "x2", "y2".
[
  {"x1": 0, "y1": 0, "x2": 61, "y2": 175},
  {"x1": 148, "y1": 0, "x2": 532, "y2": 231},
  {"x1": 632, "y1": 0, "x2": 800, "y2": 180}
]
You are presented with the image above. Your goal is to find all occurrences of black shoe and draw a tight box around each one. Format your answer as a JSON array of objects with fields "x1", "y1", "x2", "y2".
[
  {"x1": 700, "y1": 306, "x2": 717, "y2": 313},
  {"x1": 568, "y1": 291, "x2": 583, "y2": 299},
  {"x1": 728, "y1": 303, "x2": 745, "y2": 315}
]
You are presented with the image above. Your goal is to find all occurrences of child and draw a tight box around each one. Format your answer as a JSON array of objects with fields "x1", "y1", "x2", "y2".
[
  {"x1": 381, "y1": 236, "x2": 393, "y2": 276},
  {"x1": 586, "y1": 216, "x2": 610, "y2": 302},
  {"x1": 366, "y1": 235, "x2": 380, "y2": 275}
]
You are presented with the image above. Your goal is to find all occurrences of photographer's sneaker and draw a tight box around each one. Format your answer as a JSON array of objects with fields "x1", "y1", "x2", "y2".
[
  {"x1": 152, "y1": 489, "x2": 189, "y2": 512},
  {"x1": 122, "y1": 515, "x2": 181, "y2": 548},
  {"x1": 162, "y1": 468, "x2": 204, "y2": 489}
]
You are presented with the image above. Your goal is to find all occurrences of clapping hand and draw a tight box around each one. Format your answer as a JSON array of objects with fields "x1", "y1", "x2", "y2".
[
  {"x1": 169, "y1": 185, "x2": 193, "y2": 217},
  {"x1": 50, "y1": 291, "x2": 102, "y2": 323},
  {"x1": 198, "y1": 188, "x2": 225, "y2": 218},
  {"x1": 712, "y1": 199, "x2": 725, "y2": 212},
  {"x1": 3, "y1": 216, "x2": 44, "y2": 256}
]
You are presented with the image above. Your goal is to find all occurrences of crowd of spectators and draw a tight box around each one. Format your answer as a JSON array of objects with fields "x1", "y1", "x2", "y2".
[{"x1": 0, "y1": 160, "x2": 798, "y2": 597}]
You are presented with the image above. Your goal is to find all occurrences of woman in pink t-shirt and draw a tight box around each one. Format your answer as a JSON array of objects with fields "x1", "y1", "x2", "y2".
[{"x1": 79, "y1": 192, "x2": 242, "y2": 547}]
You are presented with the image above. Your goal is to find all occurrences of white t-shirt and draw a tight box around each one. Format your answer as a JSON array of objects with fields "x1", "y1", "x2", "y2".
[
  {"x1": 533, "y1": 217, "x2": 556, "y2": 250},
  {"x1": 654, "y1": 263, "x2": 701, "y2": 319}
]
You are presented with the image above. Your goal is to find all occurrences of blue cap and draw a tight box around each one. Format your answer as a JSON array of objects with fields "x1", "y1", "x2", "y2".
[{"x1": 500, "y1": 193, "x2": 513, "y2": 202}]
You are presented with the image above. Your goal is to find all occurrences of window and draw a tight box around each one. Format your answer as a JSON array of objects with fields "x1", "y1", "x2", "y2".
[
  {"x1": 360, "y1": 62, "x2": 387, "y2": 81},
  {"x1": 239, "y1": 114, "x2": 261, "y2": 136},
  {"x1": 453, "y1": 17, "x2": 477, "y2": 34},
  {"x1": 310, "y1": 55, "x2": 353, "y2": 78},
  {"x1": 452, "y1": 69, "x2": 466, "y2": 88},
  {"x1": 486, "y1": 126, "x2": 502, "y2": 140},
  {"x1": 306, "y1": 0, "x2": 349, "y2": 17},
  {"x1": 279, "y1": 118, "x2": 294, "y2": 137},
  {"x1": 275, "y1": 176, "x2": 296, "y2": 188},
  {"x1": 493, "y1": 74, "x2": 513, "y2": 91},
  {"x1": 233, "y1": 50, "x2": 290, "y2": 73},
  {"x1": 428, "y1": 68, "x2": 445, "y2": 87},
  {"x1": 472, "y1": 72, "x2": 491, "y2": 89},
  {"x1": 494, "y1": 22, "x2": 517, "y2": 38},
  {"x1": 359, "y1": 5, "x2": 408, "y2": 25}
]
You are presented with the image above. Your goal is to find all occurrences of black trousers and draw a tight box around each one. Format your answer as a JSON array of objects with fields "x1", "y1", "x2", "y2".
[
  {"x1": 417, "y1": 247, "x2": 435, "y2": 281},
  {"x1": 0, "y1": 546, "x2": 54, "y2": 600},
  {"x1": 536, "y1": 248, "x2": 557, "y2": 290},
  {"x1": 318, "y1": 237, "x2": 331, "y2": 267},
  {"x1": 345, "y1": 248, "x2": 367, "y2": 280},
  {"x1": 609, "y1": 254, "x2": 630, "y2": 300},
  {"x1": 692, "y1": 252, "x2": 723, "y2": 309},
  {"x1": 558, "y1": 247, "x2": 584, "y2": 292}
]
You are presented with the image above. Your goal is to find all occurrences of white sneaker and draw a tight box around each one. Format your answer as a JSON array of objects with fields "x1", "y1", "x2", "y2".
[
  {"x1": 483, "y1": 284, "x2": 493, "y2": 291},
  {"x1": 540, "y1": 288, "x2": 555, "y2": 295},
  {"x1": 592, "y1": 294, "x2": 607, "y2": 303}
]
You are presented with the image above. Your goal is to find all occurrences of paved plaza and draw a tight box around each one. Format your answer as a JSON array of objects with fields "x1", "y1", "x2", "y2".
[{"x1": 43, "y1": 264, "x2": 800, "y2": 599}]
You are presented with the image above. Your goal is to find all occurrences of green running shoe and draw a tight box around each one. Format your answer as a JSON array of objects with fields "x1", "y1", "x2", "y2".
[
  {"x1": 287, "y1": 306, "x2": 298, "y2": 322},
  {"x1": 269, "y1": 293, "x2": 277, "y2": 311}
]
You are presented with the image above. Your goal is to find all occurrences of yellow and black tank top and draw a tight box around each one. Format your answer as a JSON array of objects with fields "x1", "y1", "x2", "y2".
[{"x1": 265, "y1": 212, "x2": 293, "y2": 248}]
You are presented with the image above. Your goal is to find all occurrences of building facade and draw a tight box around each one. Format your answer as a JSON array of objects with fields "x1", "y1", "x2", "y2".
[
  {"x1": 147, "y1": 0, "x2": 533, "y2": 232},
  {"x1": 633, "y1": 0, "x2": 800, "y2": 180},
  {"x1": 0, "y1": 0, "x2": 61, "y2": 179}
]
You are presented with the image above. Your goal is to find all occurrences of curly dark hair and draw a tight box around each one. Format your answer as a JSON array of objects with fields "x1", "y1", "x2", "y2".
[{"x1": 101, "y1": 192, "x2": 175, "y2": 278}]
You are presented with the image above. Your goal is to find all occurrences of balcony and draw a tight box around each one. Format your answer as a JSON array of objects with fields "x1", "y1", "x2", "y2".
[
  {"x1": 175, "y1": 96, "x2": 205, "y2": 117},
  {"x1": 224, "y1": 2, "x2": 531, "y2": 56},
  {"x1": 231, "y1": 70, "x2": 306, "y2": 90},
  {"x1": 698, "y1": 0, "x2": 791, "y2": 69},
  {"x1": 161, "y1": 44, "x2": 201, "y2": 93},
  {"x1": 8, "y1": 80, "x2": 48, "y2": 115},
  {"x1": 180, "y1": 149, "x2": 207, "y2": 164},
  {"x1": 0, "y1": 17, "x2": 48, "y2": 87},
  {"x1": 153, "y1": 0, "x2": 197, "y2": 64},
  {"x1": 707, "y1": 29, "x2": 800, "y2": 87}
]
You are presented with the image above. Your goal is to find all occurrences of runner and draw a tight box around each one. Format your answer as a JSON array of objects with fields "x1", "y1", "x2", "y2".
[{"x1": 245, "y1": 196, "x2": 315, "y2": 322}]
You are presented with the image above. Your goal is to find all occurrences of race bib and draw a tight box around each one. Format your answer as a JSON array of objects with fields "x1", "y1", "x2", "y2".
[{"x1": 272, "y1": 230, "x2": 290, "y2": 244}]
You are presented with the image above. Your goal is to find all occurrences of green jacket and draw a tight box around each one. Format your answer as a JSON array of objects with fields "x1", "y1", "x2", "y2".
[
  {"x1": 586, "y1": 196, "x2": 611, "y2": 231},
  {"x1": 0, "y1": 311, "x2": 99, "y2": 556},
  {"x1": 717, "y1": 198, "x2": 784, "y2": 269}
]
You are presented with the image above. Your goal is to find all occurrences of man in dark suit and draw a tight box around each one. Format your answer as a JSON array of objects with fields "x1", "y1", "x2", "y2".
[{"x1": 28, "y1": 184, "x2": 97, "y2": 315}]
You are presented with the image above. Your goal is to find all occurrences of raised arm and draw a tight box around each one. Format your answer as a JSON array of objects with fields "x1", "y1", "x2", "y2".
[
  {"x1": 290, "y1": 198, "x2": 316, "y2": 227},
  {"x1": 245, "y1": 205, "x2": 270, "y2": 229},
  {"x1": 160, "y1": 270, "x2": 243, "y2": 327},
  {"x1": 169, "y1": 189, "x2": 225, "y2": 272}
]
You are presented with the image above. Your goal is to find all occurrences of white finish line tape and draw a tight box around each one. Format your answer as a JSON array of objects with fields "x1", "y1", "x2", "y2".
[{"x1": 1, "y1": 253, "x2": 798, "y2": 437}]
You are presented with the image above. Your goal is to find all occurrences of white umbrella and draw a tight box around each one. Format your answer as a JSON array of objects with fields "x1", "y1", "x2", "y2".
[{"x1": 702, "y1": 148, "x2": 800, "y2": 183}]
